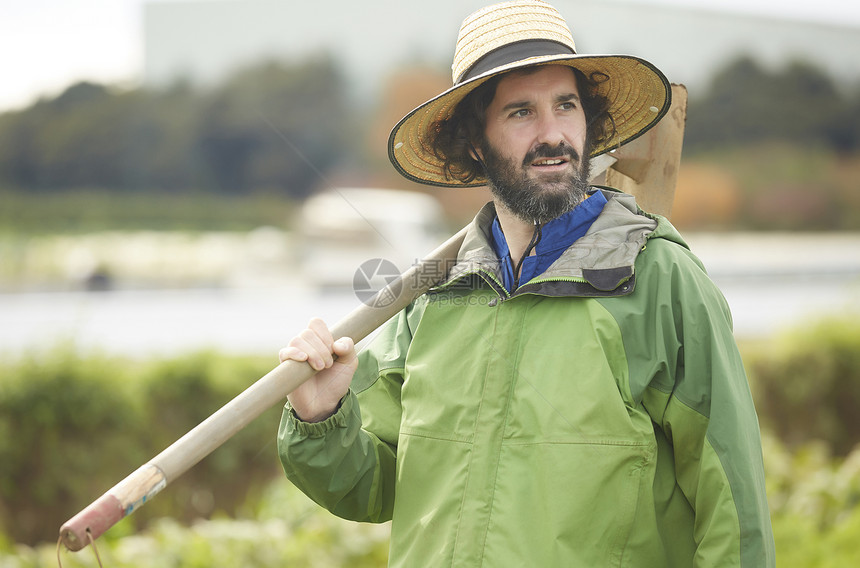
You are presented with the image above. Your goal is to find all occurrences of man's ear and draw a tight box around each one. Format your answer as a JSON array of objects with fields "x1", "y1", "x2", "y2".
[{"x1": 468, "y1": 142, "x2": 484, "y2": 163}]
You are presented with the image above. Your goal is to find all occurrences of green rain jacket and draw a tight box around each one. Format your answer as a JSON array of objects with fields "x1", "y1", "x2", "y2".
[{"x1": 278, "y1": 189, "x2": 775, "y2": 567}]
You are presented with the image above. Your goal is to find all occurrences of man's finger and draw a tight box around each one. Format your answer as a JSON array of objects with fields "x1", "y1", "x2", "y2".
[
  {"x1": 332, "y1": 337, "x2": 357, "y2": 365},
  {"x1": 308, "y1": 317, "x2": 334, "y2": 346},
  {"x1": 278, "y1": 346, "x2": 309, "y2": 364},
  {"x1": 295, "y1": 328, "x2": 334, "y2": 369}
]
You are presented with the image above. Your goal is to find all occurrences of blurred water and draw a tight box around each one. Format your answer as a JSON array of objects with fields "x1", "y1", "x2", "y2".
[
  {"x1": 0, "y1": 284, "x2": 361, "y2": 359},
  {"x1": 687, "y1": 232, "x2": 860, "y2": 337},
  {"x1": 715, "y1": 273, "x2": 860, "y2": 336},
  {"x1": 1, "y1": 271, "x2": 858, "y2": 359}
]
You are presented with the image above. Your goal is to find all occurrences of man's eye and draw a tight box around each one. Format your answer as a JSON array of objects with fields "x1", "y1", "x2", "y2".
[
  {"x1": 510, "y1": 109, "x2": 530, "y2": 118},
  {"x1": 559, "y1": 102, "x2": 577, "y2": 111}
]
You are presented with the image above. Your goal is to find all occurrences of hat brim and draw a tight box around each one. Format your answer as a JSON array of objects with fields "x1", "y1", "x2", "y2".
[{"x1": 388, "y1": 54, "x2": 672, "y2": 188}]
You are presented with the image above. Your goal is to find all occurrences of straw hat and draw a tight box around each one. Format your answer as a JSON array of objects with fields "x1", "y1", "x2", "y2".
[{"x1": 388, "y1": 0, "x2": 672, "y2": 188}]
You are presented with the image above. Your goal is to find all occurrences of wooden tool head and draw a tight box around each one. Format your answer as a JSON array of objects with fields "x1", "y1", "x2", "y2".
[{"x1": 592, "y1": 84, "x2": 688, "y2": 219}]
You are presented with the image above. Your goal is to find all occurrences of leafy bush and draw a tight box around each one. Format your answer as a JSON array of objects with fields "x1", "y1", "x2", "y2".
[
  {"x1": 0, "y1": 348, "x2": 284, "y2": 546},
  {"x1": 763, "y1": 433, "x2": 860, "y2": 566},
  {"x1": 745, "y1": 316, "x2": 860, "y2": 456},
  {"x1": 5, "y1": 482, "x2": 390, "y2": 568}
]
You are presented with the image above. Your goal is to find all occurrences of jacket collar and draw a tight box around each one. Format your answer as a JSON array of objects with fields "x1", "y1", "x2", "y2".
[{"x1": 437, "y1": 188, "x2": 660, "y2": 297}]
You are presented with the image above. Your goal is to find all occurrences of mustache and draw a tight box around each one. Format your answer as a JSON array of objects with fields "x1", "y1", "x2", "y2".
[{"x1": 522, "y1": 143, "x2": 580, "y2": 167}]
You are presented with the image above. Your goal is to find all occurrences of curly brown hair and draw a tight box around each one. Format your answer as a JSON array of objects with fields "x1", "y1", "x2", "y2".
[{"x1": 426, "y1": 66, "x2": 616, "y2": 185}]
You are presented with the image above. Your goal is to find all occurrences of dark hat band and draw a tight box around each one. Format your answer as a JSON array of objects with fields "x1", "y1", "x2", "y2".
[{"x1": 458, "y1": 39, "x2": 577, "y2": 84}]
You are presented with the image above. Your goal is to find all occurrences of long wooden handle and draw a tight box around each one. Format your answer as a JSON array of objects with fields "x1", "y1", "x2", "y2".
[{"x1": 59, "y1": 224, "x2": 469, "y2": 552}]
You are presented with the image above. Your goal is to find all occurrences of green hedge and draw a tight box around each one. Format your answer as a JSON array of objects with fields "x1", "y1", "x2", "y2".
[
  {"x1": 0, "y1": 348, "x2": 285, "y2": 546},
  {"x1": 744, "y1": 316, "x2": 860, "y2": 456},
  {"x1": 0, "y1": 189, "x2": 298, "y2": 235}
]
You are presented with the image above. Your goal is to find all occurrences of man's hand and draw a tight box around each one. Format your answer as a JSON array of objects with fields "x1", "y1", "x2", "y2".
[{"x1": 280, "y1": 317, "x2": 357, "y2": 423}]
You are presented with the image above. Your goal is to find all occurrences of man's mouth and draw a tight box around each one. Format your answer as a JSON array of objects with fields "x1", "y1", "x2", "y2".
[
  {"x1": 532, "y1": 157, "x2": 568, "y2": 167},
  {"x1": 525, "y1": 143, "x2": 579, "y2": 170}
]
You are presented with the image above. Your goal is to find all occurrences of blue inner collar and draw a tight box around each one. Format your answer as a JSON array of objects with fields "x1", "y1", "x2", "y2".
[{"x1": 490, "y1": 190, "x2": 608, "y2": 292}]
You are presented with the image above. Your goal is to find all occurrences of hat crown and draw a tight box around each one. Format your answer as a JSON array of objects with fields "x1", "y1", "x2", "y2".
[{"x1": 452, "y1": 0, "x2": 577, "y2": 84}]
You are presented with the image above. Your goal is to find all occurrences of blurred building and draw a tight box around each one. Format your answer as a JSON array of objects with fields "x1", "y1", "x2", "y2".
[
  {"x1": 295, "y1": 187, "x2": 447, "y2": 287},
  {"x1": 143, "y1": 0, "x2": 860, "y2": 101}
]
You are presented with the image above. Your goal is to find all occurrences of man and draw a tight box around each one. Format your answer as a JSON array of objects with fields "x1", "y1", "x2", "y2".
[{"x1": 278, "y1": 1, "x2": 775, "y2": 566}]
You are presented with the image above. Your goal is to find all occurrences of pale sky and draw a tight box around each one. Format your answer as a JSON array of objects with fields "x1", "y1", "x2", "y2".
[{"x1": 1, "y1": 0, "x2": 858, "y2": 113}]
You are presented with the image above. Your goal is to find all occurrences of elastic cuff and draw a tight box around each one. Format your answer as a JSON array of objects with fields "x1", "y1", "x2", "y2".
[{"x1": 286, "y1": 391, "x2": 353, "y2": 438}]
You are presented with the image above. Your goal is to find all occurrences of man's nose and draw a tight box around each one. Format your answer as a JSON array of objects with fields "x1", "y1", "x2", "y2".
[{"x1": 534, "y1": 113, "x2": 566, "y2": 147}]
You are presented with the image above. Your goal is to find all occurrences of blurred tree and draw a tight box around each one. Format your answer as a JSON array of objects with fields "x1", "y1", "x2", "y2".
[
  {"x1": 685, "y1": 55, "x2": 853, "y2": 152},
  {"x1": 119, "y1": 82, "x2": 206, "y2": 192},
  {"x1": 0, "y1": 51, "x2": 858, "y2": 232},
  {"x1": 0, "y1": 109, "x2": 39, "y2": 187},
  {"x1": 195, "y1": 56, "x2": 354, "y2": 197},
  {"x1": 50, "y1": 81, "x2": 112, "y2": 110},
  {"x1": 0, "y1": 82, "x2": 201, "y2": 192},
  {"x1": 825, "y1": 90, "x2": 860, "y2": 153},
  {"x1": 0, "y1": 56, "x2": 354, "y2": 198}
]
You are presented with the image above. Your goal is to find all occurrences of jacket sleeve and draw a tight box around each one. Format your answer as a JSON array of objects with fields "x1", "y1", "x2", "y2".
[
  {"x1": 277, "y1": 302, "x2": 420, "y2": 523},
  {"x1": 277, "y1": 388, "x2": 398, "y2": 523},
  {"x1": 636, "y1": 239, "x2": 776, "y2": 567}
]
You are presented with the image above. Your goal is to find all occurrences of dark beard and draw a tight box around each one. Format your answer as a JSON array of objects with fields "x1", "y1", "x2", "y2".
[{"x1": 481, "y1": 140, "x2": 591, "y2": 224}]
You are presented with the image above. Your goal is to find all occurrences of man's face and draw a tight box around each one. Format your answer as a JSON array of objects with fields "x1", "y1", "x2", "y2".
[{"x1": 478, "y1": 65, "x2": 590, "y2": 223}]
